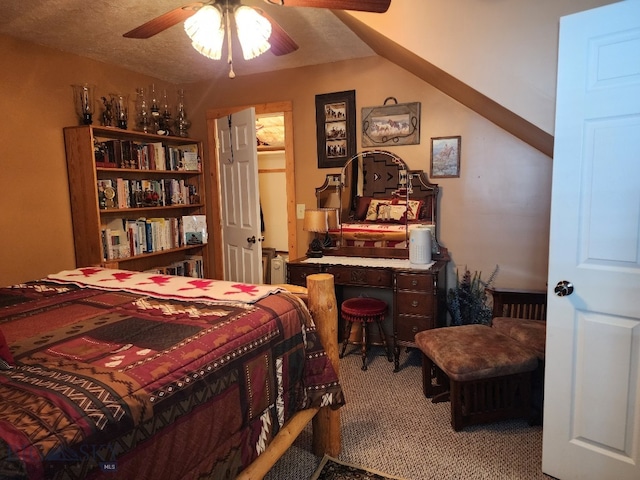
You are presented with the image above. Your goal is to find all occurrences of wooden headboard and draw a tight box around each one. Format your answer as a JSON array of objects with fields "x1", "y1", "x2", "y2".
[
  {"x1": 315, "y1": 151, "x2": 442, "y2": 255},
  {"x1": 345, "y1": 150, "x2": 439, "y2": 224}
]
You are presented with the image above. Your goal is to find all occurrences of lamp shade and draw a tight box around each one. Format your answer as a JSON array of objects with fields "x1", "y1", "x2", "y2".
[
  {"x1": 234, "y1": 6, "x2": 272, "y2": 60},
  {"x1": 303, "y1": 209, "x2": 329, "y2": 233},
  {"x1": 321, "y1": 208, "x2": 339, "y2": 230},
  {"x1": 184, "y1": 5, "x2": 224, "y2": 60}
]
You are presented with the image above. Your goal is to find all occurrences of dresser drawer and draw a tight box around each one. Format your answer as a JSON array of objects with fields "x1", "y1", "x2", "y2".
[
  {"x1": 396, "y1": 272, "x2": 432, "y2": 291},
  {"x1": 396, "y1": 290, "x2": 434, "y2": 315},
  {"x1": 395, "y1": 314, "x2": 434, "y2": 342},
  {"x1": 325, "y1": 266, "x2": 392, "y2": 287},
  {"x1": 287, "y1": 264, "x2": 321, "y2": 287}
]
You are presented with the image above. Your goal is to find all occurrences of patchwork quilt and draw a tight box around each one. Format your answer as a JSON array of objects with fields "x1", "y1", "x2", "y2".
[{"x1": 0, "y1": 269, "x2": 344, "y2": 479}]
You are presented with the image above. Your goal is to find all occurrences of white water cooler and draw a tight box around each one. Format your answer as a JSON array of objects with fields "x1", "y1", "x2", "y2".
[{"x1": 409, "y1": 226, "x2": 432, "y2": 265}]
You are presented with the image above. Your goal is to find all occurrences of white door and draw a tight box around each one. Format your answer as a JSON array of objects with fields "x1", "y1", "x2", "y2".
[
  {"x1": 216, "y1": 108, "x2": 263, "y2": 284},
  {"x1": 542, "y1": 2, "x2": 640, "y2": 479}
]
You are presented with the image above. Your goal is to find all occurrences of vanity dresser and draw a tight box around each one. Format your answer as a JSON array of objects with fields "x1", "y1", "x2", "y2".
[{"x1": 287, "y1": 151, "x2": 449, "y2": 371}]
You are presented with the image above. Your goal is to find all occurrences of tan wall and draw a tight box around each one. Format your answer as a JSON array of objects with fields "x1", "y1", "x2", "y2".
[
  {"x1": 1, "y1": 25, "x2": 553, "y2": 290},
  {"x1": 0, "y1": 34, "x2": 174, "y2": 285},
  {"x1": 351, "y1": 0, "x2": 617, "y2": 134},
  {"x1": 186, "y1": 56, "x2": 551, "y2": 290}
]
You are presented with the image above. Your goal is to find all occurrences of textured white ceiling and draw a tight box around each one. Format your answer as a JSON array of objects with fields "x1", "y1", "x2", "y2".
[{"x1": 0, "y1": 0, "x2": 377, "y2": 83}]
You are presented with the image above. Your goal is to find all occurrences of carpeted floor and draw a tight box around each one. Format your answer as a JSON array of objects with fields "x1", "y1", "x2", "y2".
[{"x1": 265, "y1": 347, "x2": 556, "y2": 480}]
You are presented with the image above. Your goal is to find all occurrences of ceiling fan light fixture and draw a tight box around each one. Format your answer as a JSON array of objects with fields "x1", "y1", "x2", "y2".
[
  {"x1": 184, "y1": 5, "x2": 224, "y2": 60},
  {"x1": 234, "y1": 6, "x2": 272, "y2": 60}
]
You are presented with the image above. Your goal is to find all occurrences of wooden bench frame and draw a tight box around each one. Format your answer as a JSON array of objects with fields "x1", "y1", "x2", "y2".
[{"x1": 487, "y1": 287, "x2": 547, "y2": 321}]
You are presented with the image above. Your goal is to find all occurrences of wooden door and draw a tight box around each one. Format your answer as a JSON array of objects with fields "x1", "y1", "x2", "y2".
[
  {"x1": 215, "y1": 108, "x2": 263, "y2": 283},
  {"x1": 542, "y1": 2, "x2": 640, "y2": 478}
]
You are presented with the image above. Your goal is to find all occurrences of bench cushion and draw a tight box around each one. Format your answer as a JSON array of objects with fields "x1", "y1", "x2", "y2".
[
  {"x1": 491, "y1": 317, "x2": 546, "y2": 360},
  {"x1": 415, "y1": 324, "x2": 538, "y2": 382}
]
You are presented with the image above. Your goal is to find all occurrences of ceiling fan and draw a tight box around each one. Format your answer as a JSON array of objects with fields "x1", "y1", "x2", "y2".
[{"x1": 123, "y1": 0, "x2": 391, "y2": 77}]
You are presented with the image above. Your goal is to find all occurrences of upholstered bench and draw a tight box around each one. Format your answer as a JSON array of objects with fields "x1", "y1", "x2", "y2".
[{"x1": 415, "y1": 324, "x2": 538, "y2": 431}]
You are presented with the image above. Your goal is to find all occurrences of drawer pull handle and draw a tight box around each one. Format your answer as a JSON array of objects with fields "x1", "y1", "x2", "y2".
[
  {"x1": 411, "y1": 326, "x2": 419, "y2": 333},
  {"x1": 411, "y1": 279, "x2": 418, "y2": 286},
  {"x1": 411, "y1": 300, "x2": 419, "y2": 307}
]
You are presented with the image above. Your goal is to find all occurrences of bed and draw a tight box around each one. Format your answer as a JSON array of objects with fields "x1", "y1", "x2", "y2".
[
  {"x1": 0, "y1": 268, "x2": 343, "y2": 479},
  {"x1": 316, "y1": 150, "x2": 439, "y2": 251}
]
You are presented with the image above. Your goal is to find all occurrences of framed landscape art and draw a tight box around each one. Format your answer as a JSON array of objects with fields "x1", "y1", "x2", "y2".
[
  {"x1": 430, "y1": 136, "x2": 461, "y2": 178},
  {"x1": 362, "y1": 99, "x2": 421, "y2": 147}
]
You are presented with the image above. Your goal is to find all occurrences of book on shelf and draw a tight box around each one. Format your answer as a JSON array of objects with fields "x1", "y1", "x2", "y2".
[
  {"x1": 94, "y1": 139, "x2": 196, "y2": 171},
  {"x1": 144, "y1": 255, "x2": 204, "y2": 278},
  {"x1": 102, "y1": 218, "x2": 130, "y2": 260},
  {"x1": 182, "y1": 215, "x2": 208, "y2": 245},
  {"x1": 97, "y1": 177, "x2": 195, "y2": 209}
]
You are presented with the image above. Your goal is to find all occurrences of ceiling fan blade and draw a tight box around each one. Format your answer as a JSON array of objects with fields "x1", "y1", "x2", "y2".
[
  {"x1": 264, "y1": 0, "x2": 391, "y2": 13},
  {"x1": 258, "y1": 10, "x2": 299, "y2": 56},
  {"x1": 123, "y1": 2, "x2": 204, "y2": 39}
]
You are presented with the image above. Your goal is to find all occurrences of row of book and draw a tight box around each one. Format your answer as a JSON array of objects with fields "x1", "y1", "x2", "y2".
[
  {"x1": 145, "y1": 256, "x2": 205, "y2": 279},
  {"x1": 94, "y1": 139, "x2": 200, "y2": 172},
  {"x1": 97, "y1": 178, "x2": 198, "y2": 209},
  {"x1": 101, "y1": 215, "x2": 207, "y2": 260}
]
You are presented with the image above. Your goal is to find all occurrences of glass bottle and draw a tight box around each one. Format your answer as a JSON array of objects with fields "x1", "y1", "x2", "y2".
[
  {"x1": 71, "y1": 83, "x2": 95, "y2": 125},
  {"x1": 175, "y1": 89, "x2": 191, "y2": 138},
  {"x1": 149, "y1": 84, "x2": 160, "y2": 133},
  {"x1": 135, "y1": 87, "x2": 152, "y2": 133},
  {"x1": 111, "y1": 93, "x2": 129, "y2": 130},
  {"x1": 159, "y1": 89, "x2": 173, "y2": 135}
]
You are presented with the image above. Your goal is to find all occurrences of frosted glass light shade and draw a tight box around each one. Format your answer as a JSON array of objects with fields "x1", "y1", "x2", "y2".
[
  {"x1": 184, "y1": 5, "x2": 224, "y2": 60},
  {"x1": 234, "y1": 6, "x2": 272, "y2": 60}
]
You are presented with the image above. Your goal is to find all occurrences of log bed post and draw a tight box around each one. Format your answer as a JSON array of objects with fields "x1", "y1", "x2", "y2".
[
  {"x1": 307, "y1": 273, "x2": 341, "y2": 457},
  {"x1": 235, "y1": 274, "x2": 340, "y2": 480}
]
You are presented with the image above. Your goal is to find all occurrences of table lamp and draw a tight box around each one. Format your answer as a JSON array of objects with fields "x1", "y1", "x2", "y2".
[
  {"x1": 304, "y1": 209, "x2": 330, "y2": 258},
  {"x1": 320, "y1": 207, "x2": 339, "y2": 249}
]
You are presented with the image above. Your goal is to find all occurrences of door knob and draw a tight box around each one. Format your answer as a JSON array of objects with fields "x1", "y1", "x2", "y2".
[
  {"x1": 247, "y1": 236, "x2": 256, "y2": 244},
  {"x1": 554, "y1": 280, "x2": 574, "y2": 297}
]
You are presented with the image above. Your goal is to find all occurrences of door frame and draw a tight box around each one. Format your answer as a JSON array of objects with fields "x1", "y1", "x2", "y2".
[{"x1": 206, "y1": 101, "x2": 297, "y2": 280}]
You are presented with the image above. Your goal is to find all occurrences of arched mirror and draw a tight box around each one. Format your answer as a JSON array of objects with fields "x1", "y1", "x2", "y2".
[{"x1": 315, "y1": 150, "x2": 440, "y2": 257}]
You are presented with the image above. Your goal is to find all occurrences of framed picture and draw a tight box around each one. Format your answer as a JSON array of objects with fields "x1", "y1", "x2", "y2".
[
  {"x1": 430, "y1": 136, "x2": 461, "y2": 178},
  {"x1": 362, "y1": 99, "x2": 421, "y2": 147},
  {"x1": 261, "y1": 247, "x2": 276, "y2": 284},
  {"x1": 315, "y1": 90, "x2": 356, "y2": 168}
]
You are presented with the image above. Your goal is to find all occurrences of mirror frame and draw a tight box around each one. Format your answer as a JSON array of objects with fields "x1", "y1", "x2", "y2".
[{"x1": 316, "y1": 150, "x2": 445, "y2": 259}]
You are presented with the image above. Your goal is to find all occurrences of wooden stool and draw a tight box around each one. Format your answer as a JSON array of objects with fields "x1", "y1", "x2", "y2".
[
  {"x1": 339, "y1": 297, "x2": 391, "y2": 371},
  {"x1": 415, "y1": 325, "x2": 538, "y2": 430}
]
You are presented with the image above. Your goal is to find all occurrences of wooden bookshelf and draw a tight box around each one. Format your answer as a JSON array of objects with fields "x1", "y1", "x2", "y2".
[{"x1": 63, "y1": 125, "x2": 209, "y2": 277}]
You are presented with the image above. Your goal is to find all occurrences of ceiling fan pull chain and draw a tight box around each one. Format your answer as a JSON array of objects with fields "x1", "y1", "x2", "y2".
[
  {"x1": 227, "y1": 115, "x2": 235, "y2": 164},
  {"x1": 225, "y1": 8, "x2": 236, "y2": 79}
]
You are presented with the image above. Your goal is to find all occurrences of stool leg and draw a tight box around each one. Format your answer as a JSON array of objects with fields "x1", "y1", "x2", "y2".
[
  {"x1": 375, "y1": 318, "x2": 393, "y2": 362},
  {"x1": 361, "y1": 320, "x2": 368, "y2": 371},
  {"x1": 340, "y1": 321, "x2": 353, "y2": 359}
]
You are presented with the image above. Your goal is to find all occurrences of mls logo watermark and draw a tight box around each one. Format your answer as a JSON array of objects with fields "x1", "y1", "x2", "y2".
[{"x1": 42, "y1": 443, "x2": 118, "y2": 473}]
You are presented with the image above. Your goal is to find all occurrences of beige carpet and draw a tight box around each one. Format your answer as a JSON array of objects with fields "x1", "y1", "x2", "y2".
[{"x1": 265, "y1": 347, "x2": 556, "y2": 480}]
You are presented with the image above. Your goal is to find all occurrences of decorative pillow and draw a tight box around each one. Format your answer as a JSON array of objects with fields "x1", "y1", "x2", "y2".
[
  {"x1": 354, "y1": 196, "x2": 373, "y2": 220},
  {"x1": 377, "y1": 204, "x2": 407, "y2": 223},
  {"x1": 387, "y1": 198, "x2": 423, "y2": 221},
  {"x1": 365, "y1": 199, "x2": 391, "y2": 221},
  {"x1": 0, "y1": 329, "x2": 14, "y2": 366},
  {"x1": 405, "y1": 200, "x2": 423, "y2": 221}
]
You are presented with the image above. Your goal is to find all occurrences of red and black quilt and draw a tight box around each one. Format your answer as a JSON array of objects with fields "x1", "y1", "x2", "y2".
[{"x1": 0, "y1": 269, "x2": 344, "y2": 479}]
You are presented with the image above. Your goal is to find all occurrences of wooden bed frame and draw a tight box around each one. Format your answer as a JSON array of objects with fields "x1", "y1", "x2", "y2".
[{"x1": 237, "y1": 273, "x2": 341, "y2": 480}]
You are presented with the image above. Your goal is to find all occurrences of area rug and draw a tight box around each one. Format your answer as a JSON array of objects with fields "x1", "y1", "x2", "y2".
[{"x1": 310, "y1": 455, "x2": 407, "y2": 480}]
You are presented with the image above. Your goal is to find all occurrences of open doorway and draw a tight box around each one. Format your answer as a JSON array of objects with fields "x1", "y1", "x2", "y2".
[{"x1": 206, "y1": 101, "x2": 297, "y2": 281}]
